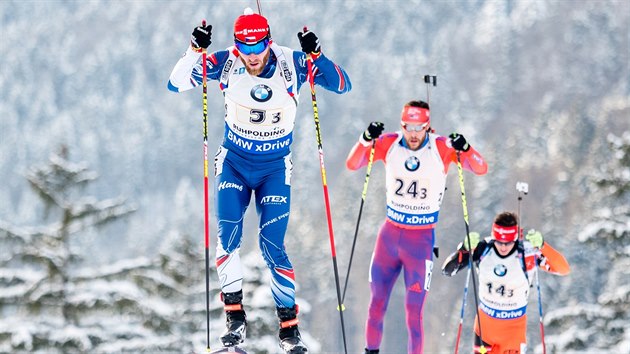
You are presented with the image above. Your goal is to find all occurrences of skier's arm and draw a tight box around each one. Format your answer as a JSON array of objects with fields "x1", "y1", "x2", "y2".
[
  {"x1": 346, "y1": 133, "x2": 397, "y2": 170},
  {"x1": 295, "y1": 29, "x2": 351, "y2": 94},
  {"x1": 168, "y1": 47, "x2": 202, "y2": 92},
  {"x1": 293, "y1": 51, "x2": 351, "y2": 94},
  {"x1": 538, "y1": 242, "x2": 570, "y2": 276},
  {"x1": 441, "y1": 240, "x2": 487, "y2": 276},
  {"x1": 436, "y1": 135, "x2": 488, "y2": 175},
  {"x1": 457, "y1": 145, "x2": 488, "y2": 175},
  {"x1": 441, "y1": 249, "x2": 469, "y2": 276},
  {"x1": 310, "y1": 53, "x2": 352, "y2": 93},
  {"x1": 525, "y1": 230, "x2": 570, "y2": 275},
  {"x1": 167, "y1": 48, "x2": 228, "y2": 92}
]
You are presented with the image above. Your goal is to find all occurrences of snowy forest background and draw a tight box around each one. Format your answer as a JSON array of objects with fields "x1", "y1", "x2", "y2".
[{"x1": 1, "y1": 0, "x2": 628, "y2": 353}]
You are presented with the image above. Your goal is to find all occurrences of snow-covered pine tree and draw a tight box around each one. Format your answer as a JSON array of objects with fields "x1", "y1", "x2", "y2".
[
  {"x1": 0, "y1": 147, "x2": 315, "y2": 353},
  {"x1": 543, "y1": 132, "x2": 630, "y2": 353},
  {"x1": 0, "y1": 146, "x2": 137, "y2": 352}
]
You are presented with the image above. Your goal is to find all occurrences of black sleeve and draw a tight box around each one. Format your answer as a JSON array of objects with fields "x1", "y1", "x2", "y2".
[
  {"x1": 441, "y1": 241, "x2": 488, "y2": 277},
  {"x1": 441, "y1": 249, "x2": 468, "y2": 276}
]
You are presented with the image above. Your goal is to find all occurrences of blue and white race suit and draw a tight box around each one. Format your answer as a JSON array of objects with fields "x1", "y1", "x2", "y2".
[{"x1": 168, "y1": 43, "x2": 351, "y2": 308}]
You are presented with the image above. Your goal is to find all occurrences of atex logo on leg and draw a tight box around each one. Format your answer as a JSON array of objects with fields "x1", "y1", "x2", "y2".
[{"x1": 260, "y1": 195, "x2": 288, "y2": 205}]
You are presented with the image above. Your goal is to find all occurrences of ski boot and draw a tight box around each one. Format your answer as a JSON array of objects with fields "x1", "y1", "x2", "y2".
[
  {"x1": 277, "y1": 305, "x2": 308, "y2": 353},
  {"x1": 364, "y1": 349, "x2": 380, "y2": 354},
  {"x1": 220, "y1": 290, "x2": 247, "y2": 347}
]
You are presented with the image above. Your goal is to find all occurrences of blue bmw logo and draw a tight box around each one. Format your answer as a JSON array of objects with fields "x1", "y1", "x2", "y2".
[
  {"x1": 251, "y1": 84, "x2": 273, "y2": 102},
  {"x1": 494, "y1": 264, "x2": 507, "y2": 277},
  {"x1": 405, "y1": 156, "x2": 420, "y2": 171}
]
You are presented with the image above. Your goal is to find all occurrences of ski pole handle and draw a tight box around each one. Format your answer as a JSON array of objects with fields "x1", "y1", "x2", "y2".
[
  {"x1": 516, "y1": 181, "x2": 528, "y2": 239},
  {"x1": 302, "y1": 26, "x2": 318, "y2": 63},
  {"x1": 516, "y1": 181, "x2": 529, "y2": 194}
]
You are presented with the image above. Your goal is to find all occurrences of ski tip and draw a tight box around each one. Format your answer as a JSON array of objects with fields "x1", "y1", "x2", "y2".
[{"x1": 336, "y1": 303, "x2": 346, "y2": 312}]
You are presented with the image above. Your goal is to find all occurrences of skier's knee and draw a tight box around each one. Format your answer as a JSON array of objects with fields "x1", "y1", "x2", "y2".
[
  {"x1": 260, "y1": 242, "x2": 290, "y2": 268},
  {"x1": 219, "y1": 241, "x2": 239, "y2": 254},
  {"x1": 368, "y1": 298, "x2": 388, "y2": 317},
  {"x1": 218, "y1": 224, "x2": 242, "y2": 253}
]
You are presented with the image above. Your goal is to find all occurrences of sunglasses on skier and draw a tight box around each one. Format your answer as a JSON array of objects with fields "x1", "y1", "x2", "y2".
[
  {"x1": 402, "y1": 123, "x2": 429, "y2": 132},
  {"x1": 234, "y1": 38, "x2": 270, "y2": 55}
]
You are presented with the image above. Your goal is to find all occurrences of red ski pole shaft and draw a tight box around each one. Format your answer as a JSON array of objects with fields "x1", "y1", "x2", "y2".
[
  {"x1": 304, "y1": 26, "x2": 348, "y2": 354},
  {"x1": 201, "y1": 19, "x2": 211, "y2": 351}
]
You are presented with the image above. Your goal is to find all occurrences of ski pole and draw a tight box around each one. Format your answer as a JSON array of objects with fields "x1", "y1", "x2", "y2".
[
  {"x1": 454, "y1": 266, "x2": 471, "y2": 354},
  {"x1": 303, "y1": 26, "x2": 348, "y2": 354},
  {"x1": 200, "y1": 19, "x2": 212, "y2": 351},
  {"x1": 256, "y1": 0, "x2": 263, "y2": 15},
  {"x1": 516, "y1": 182, "x2": 546, "y2": 354},
  {"x1": 516, "y1": 182, "x2": 528, "y2": 240},
  {"x1": 340, "y1": 141, "x2": 376, "y2": 307},
  {"x1": 423, "y1": 74, "x2": 436, "y2": 105},
  {"x1": 455, "y1": 152, "x2": 487, "y2": 354},
  {"x1": 534, "y1": 258, "x2": 546, "y2": 354},
  {"x1": 425, "y1": 74, "x2": 476, "y2": 354},
  {"x1": 423, "y1": 74, "x2": 443, "y2": 259}
]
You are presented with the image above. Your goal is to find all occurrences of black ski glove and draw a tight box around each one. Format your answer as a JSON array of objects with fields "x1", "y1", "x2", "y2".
[
  {"x1": 363, "y1": 122, "x2": 385, "y2": 141},
  {"x1": 297, "y1": 30, "x2": 321, "y2": 54},
  {"x1": 449, "y1": 133, "x2": 470, "y2": 152},
  {"x1": 191, "y1": 24, "x2": 212, "y2": 51}
]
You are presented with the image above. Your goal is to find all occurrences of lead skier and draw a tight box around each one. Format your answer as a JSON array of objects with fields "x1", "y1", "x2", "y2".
[
  {"x1": 168, "y1": 8, "x2": 351, "y2": 353},
  {"x1": 442, "y1": 211, "x2": 570, "y2": 353},
  {"x1": 345, "y1": 100, "x2": 487, "y2": 353}
]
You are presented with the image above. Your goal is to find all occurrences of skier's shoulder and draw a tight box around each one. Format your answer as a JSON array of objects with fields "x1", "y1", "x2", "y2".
[
  {"x1": 271, "y1": 43, "x2": 296, "y2": 55},
  {"x1": 360, "y1": 132, "x2": 399, "y2": 156},
  {"x1": 432, "y1": 133, "x2": 453, "y2": 154},
  {"x1": 383, "y1": 131, "x2": 401, "y2": 140},
  {"x1": 207, "y1": 49, "x2": 232, "y2": 68},
  {"x1": 480, "y1": 236, "x2": 493, "y2": 247},
  {"x1": 381, "y1": 132, "x2": 402, "y2": 150},
  {"x1": 266, "y1": 44, "x2": 302, "y2": 72},
  {"x1": 475, "y1": 237, "x2": 493, "y2": 258},
  {"x1": 519, "y1": 240, "x2": 538, "y2": 256},
  {"x1": 433, "y1": 132, "x2": 448, "y2": 144}
]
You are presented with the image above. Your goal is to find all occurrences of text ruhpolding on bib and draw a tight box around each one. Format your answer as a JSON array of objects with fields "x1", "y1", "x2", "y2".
[
  {"x1": 385, "y1": 133, "x2": 446, "y2": 227},
  {"x1": 221, "y1": 44, "x2": 299, "y2": 155}
]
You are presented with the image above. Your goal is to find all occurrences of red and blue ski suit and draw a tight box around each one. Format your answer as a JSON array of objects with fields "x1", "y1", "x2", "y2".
[
  {"x1": 168, "y1": 43, "x2": 351, "y2": 309},
  {"x1": 346, "y1": 131, "x2": 487, "y2": 353}
]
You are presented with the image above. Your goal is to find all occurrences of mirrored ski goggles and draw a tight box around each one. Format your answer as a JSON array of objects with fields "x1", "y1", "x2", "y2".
[
  {"x1": 402, "y1": 123, "x2": 429, "y2": 132},
  {"x1": 234, "y1": 38, "x2": 270, "y2": 55}
]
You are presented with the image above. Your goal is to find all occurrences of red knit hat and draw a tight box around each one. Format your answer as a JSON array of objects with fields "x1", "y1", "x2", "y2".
[{"x1": 234, "y1": 8, "x2": 270, "y2": 44}]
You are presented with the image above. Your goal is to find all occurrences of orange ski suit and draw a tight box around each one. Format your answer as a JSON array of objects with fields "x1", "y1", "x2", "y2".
[{"x1": 443, "y1": 239, "x2": 570, "y2": 354}]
